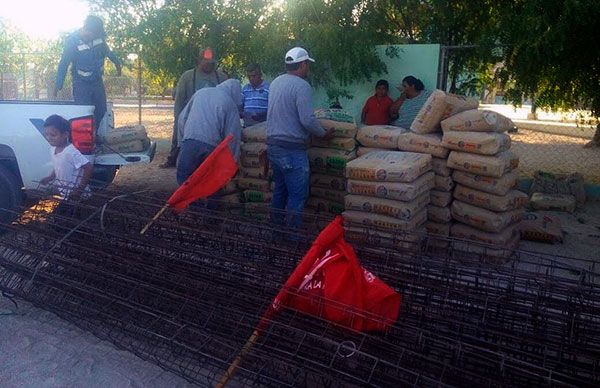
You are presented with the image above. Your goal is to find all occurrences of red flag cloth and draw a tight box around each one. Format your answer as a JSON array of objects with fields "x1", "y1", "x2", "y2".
[
  {"x1": 270, "y1": 216, "x2": 401, "y2": 332},
  {"x1": 167, "y1": 135, "x2": 238, "y2": 212}
]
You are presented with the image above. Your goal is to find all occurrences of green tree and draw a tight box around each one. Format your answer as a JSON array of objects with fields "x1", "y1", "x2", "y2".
[
  {"x1": 87, "y1": 0, "x2": 390, "y2": 100},
  {"x1": 495, "y1": 0, "x2": 600, "y2": 145}
]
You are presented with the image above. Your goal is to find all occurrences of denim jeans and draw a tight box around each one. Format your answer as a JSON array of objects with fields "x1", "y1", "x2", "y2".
[
  {"x1": 176, "y1": 139, "x2": 219, "y2": 209},
  {"x1": 268, "y1": 145, "x2": 310, "y2": 229}
]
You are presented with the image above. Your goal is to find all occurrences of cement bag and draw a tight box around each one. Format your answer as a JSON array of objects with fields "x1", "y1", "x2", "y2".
[
  {"x1": 241, "y1": 142, "x2": 267, "y2": 158},
  {"x1": 452, "y1": 235, "x2": 519, "y2": 261},
  {"x1": 432, "y1": 157, "x2": 452, "y2": 177},
  {"x1": 243, "y1": 190, "x2": 272, "y2": 203},
  {"x1": 530, "y1": 193, "x2": 576, "y2": 213},
  {"x1": 308, "y1": 148, "x2": 356, "y2": 176},
  {"x1": 451, "y1": 200, "x2": 524, "y2": 233},
  {"x1": 453, "y1": 184, "x2": 529, "y2": 212},
  {"x1": 529, "y1": 171, "x2": 586, "y2": 204},
  {"x1": 397, "y1": 132, "x2": 449, "y2": 158},
  {"x1": 346, "y1": 172, "x2": 434, "y2": 202},
  {"x1": 104, "y1": 139, "x2": 146, "y2": 153},
  {"x1": 220, "y1": 192, "x2": 242, "y2": 204},
  {"x1": 442, "y1": 93, "x2": 479, "y2": 119},
  {"x1": 442, "y1": 131, "x2": 511, "y2": 155},
  {"x1": 441, "y1": 109, "x2": 514, "y2": 133},
  {"x1": 357, "y1": 125, "x2": 408, "y2": 149},
  {"x1": 306, "y1": 197, "x2": 345, "y2": 215},
  {"x1": 427, "y1": 205, "x2": 452, "y2": 223},
  {"x1": 452, "y1": 170, "x2": 517, "y2": 196},
  {"x1": 434, "y1": 175, "x2": 454, "y2": 192},
  {"x1": 342, "y1": 209, "x2": 427, "y2": 232},
  {"x1": 310, "y1": 187, "x2": 346, "y2": 203},
  {"x1": 344, "y1": 193, "x2": 430, "y2": 221},
  {"x1": 315, "y1": 109, "x2": 357, "y2": 138},
  {"x1": 344, "y1": 226, "x2": 423, "y2": 250},
  {"x1": 357, "y1": 147, "x2": 385, "y2": 157},
  {"x1": 311, "y1": 136, "x2": 357, "y2": 151},
  {"x1": 430, "y1": 189, "x2": 453, "y2": 207},
  {"x1": 219, "y1": 180, "x2": 239, "y2": 195},
  {"x1": 520, "y1": 212, "x2": 563, "y2": 243},
  {"x1": 345, "y1": 151, "x2": 432, "y2": 182},
  {"x1": 238, "y1": 178, "x2": 271, "y2": 192},
  {"x1": 315, "y1": 108, "x2": 355, "y2": 123},
  {"x1": 451, "y1": 222, "x2": 520, "y2": 246},
  {"x1": 447, "y1": 151, "x2": 518, "y2": 178},
  {"x1": 410, "y1": 90, "x2": 448, "y2": 134},
  {"x1": 240, "y1": 167, "x2": 272, "y2": 180},
  {"x1": 103, "y1": 125, "x2": 147, "y2": 144},
  {"x1": 425, "y1": 221, "x2": 451, "y2": 237},
  {"x1": 310, "y1": 174, "x2": 346, "y2": 191},
  {"x1": 242, "y1": 122, "x2": 267, "y2": 143},
  {"x1": 241, "y1": 155, "x2": 263, "y2": 169}
]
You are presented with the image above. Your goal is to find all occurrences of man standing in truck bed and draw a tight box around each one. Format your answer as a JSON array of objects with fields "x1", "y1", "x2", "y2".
[{"x1": 55, "y1": 15, "x2": 121, "y2": 129}]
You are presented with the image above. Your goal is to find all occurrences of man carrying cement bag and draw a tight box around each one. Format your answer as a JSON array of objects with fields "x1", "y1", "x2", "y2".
[
  {"x1": 176, "y1": 79, "x2": 242, "y2": 185},
  {"x1": 266, "y1": 47, "x2": 335, "y2": 229}
]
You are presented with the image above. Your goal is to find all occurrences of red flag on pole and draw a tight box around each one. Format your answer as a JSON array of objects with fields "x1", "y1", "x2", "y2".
[
  {"x1": 271, "y1": 216, "x2": 401, "y2": 332},
  {"x1": 167, "y1": 135, "x2": 238, "y2": 212},
  {"x1": 217, "y1": 216, "x2": 401, "y2": 386}
]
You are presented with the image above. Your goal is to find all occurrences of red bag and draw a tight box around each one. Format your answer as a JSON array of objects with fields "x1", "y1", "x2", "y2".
[{"x1": 273, "y1": 216, "x2": 401, "y2": 332}]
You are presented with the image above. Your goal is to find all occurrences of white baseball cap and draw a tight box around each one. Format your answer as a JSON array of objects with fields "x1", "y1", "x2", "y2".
[{"x1": 285, "y1": 47, "x2": 315, "y2": 64}]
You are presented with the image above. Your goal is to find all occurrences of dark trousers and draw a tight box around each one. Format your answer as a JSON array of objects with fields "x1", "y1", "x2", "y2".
[
  {"x1": 176, "y1": 139, "x2": 219, "y2": 209},
  {"x1": 166, "y1": 121, "x2": 179, "y2": 162},
  {"x1": 73, "y1": 79, "x2": 107, "y2": 130}
]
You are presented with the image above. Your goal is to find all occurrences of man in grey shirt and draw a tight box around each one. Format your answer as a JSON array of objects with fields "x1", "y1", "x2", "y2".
[
  {"x1": 177, "y1": 79, "x2": 242, "y2": 186},
  {"x1": 266, "y1": 47, "x2": 334, "y2": 230},
  {"x1": 161, "y1": 48, "x2": 229, "y2": 168}
]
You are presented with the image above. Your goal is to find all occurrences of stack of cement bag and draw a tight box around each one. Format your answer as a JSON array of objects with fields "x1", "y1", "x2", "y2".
[
  {"x1": 99, "y1": 125, "x2": 150, "y2": 153},
  {"x1": 238, "y1": 122, "x2": 272, "y2": 216},
  {"x1": 441, "y1": 110, "x2": 528, "y2": 255},
  {"x1": 306, "y1": 110, "x2": 358, "y2": 216},
  {"x1": 342, "y1": 150, "x2": 433, "y2": 249},
  {"x1": 397, "y1": 92, "x2": 479, "y2": 243}
]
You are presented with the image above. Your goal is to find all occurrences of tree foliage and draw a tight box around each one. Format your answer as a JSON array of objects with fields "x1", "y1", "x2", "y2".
[
  {"x1": 495, "y1": 0, "x2": 600, "y2": 117},
  {"x1": 88, "y1": 0, "x2": 390, "y2": 99}
]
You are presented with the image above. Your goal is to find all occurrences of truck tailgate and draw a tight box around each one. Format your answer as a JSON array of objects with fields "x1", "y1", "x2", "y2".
[{"x1": 95, "y1": 141, "x2": 156, "y2": 165}]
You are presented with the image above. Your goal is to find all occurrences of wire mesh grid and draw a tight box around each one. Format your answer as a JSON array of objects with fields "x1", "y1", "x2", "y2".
[{"x1": 1, "y1": 189, "x2": 600, "y2": 387}]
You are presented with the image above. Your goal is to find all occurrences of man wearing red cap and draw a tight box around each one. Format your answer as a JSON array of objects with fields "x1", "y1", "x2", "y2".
[{"x1": 161, "y1": 48, "x2": 229, "y2": 168}]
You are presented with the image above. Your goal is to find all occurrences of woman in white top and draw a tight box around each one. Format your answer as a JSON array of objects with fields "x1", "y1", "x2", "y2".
[{"x1": 40, "y1": 115, "x2": 93, "y2": 199}]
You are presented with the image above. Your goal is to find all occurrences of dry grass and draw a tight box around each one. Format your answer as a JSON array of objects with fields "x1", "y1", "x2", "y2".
[{"x1": 511, "y1": 129, "x2": 600, "y2": 184}]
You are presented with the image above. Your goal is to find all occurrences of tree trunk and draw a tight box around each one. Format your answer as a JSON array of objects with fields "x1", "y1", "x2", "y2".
[{"x1": 584, "y1": 123, "x2": 600, "y2": 148}]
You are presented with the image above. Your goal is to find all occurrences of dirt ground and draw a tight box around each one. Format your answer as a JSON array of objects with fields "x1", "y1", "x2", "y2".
[
  {"x1": 0, "y1": 296, "x2": 194, "y2": 387},
  {"x1": 110, "y1": 106, "x2": 600, "y2": 261}
]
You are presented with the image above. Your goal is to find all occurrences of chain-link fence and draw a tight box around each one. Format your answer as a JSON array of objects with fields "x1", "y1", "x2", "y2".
[{"x1": 3, "y1": 52, "x2": 599, "y2": 185}]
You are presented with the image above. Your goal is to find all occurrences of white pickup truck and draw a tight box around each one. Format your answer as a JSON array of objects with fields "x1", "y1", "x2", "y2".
[{"x1": 0, "y1": 100, "x2": 156, "y2": 223}]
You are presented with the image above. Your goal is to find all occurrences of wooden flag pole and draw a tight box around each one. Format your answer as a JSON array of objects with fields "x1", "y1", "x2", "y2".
[
  {"x1": 216, "y1": 330, "x2": 260, "y2": 388},
  {"x1": 140, "y1": 204, "x2": 169, "y2": 235}
]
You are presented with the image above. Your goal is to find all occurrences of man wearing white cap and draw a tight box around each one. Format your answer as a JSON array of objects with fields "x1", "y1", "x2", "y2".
[{"x1": 266, "y1": 47, "x2": 335, "y2": 230}]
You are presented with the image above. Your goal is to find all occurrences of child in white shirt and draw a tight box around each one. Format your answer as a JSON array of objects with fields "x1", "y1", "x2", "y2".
[{"x1": 40, "y1": 115, "x2": 93, "y2": 199}]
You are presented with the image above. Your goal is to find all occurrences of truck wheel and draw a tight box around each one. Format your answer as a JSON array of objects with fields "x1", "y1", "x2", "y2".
[{"x1": 0, "y1": 165, "x2": 22, "y2": 226}]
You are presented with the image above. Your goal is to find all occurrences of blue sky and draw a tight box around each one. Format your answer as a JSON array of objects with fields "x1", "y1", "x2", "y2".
[{"x1": 0, "y1": 0, "x2": 90, "y2": 40}]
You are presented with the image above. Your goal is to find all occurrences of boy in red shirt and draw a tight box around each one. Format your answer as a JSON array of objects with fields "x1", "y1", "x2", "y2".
[{"x1": 361, "y1": 80, "x2": 393, "y2": 125}]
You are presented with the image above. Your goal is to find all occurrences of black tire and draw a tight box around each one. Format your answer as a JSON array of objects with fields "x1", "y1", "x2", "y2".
[
  {"x1": 0, "y1": 164, "x2": 22, "y2": 226},
  {"x1": 90, "y1": 165, "x2": 118, "y2": 191}
]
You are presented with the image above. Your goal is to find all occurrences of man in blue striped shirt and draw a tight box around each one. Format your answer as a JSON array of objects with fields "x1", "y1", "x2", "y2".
[{"x1": 241, "y1": 64, "x2": 269, "y2": 127}]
